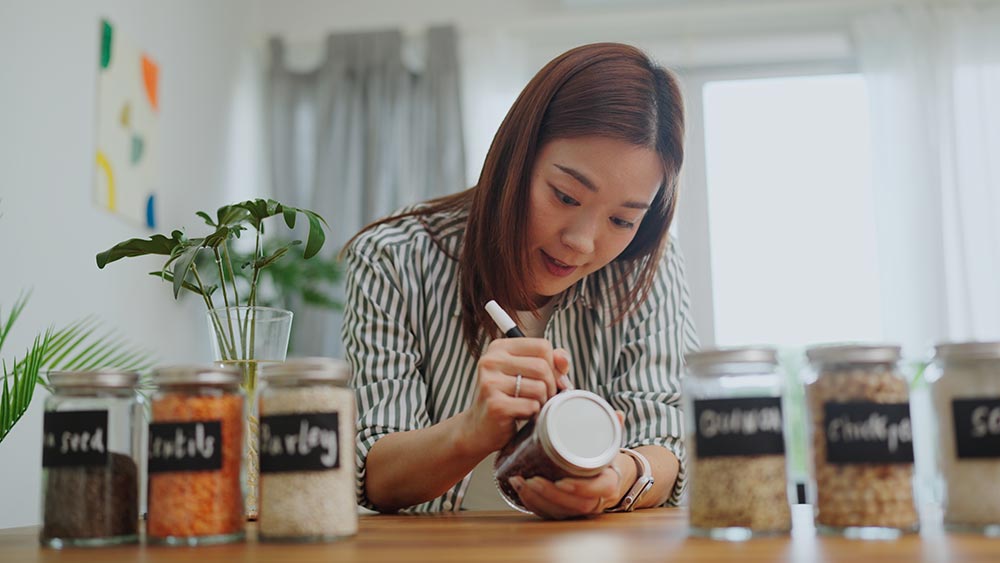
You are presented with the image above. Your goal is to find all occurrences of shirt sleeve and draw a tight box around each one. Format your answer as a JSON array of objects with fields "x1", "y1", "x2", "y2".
[
  {"x1": 603, "y1": 240, "x2": 700, "y2": 506},
  {"x1": 342, "y1": 239, "x2": 431, "y2": 511}
]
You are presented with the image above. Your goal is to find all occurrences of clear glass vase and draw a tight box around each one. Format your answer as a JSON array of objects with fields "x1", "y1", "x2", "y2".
[{"x1": 206, "y1": 306, "x2": 292, "y2": 519}]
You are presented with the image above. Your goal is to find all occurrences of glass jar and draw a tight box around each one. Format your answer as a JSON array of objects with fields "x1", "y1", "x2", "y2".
[
  {"x1": 40, "y1": 370, "x2": 142, "y2": 548},
  {"x1": 928, "y1": 341, "x2": 1000, "y2": 535},
  {"x1": 683, "y1": 347, "x2": 792, "y2": 540},
  {"x1": 493, "y1": 390, "x2": 622, "y2": 512},
  {"x1": 258, "y1": 358, "x2": 357, "y2": 541},
  {"x1": 804, "y1": 344, "x2": 918, "y2": 538},
  {"x1": 146, "y1": 365, "x2": 245, "y2": 546}
]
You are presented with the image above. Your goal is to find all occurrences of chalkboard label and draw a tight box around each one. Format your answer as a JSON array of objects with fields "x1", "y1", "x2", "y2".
[
  {"x1": 824, "y1": 402, "x2": 913, "y2": 464},
  {"x1": 148, "y1": 421, "x2": 223, "y2": 473},
  {"x1": 260, "y1": 412, "x2": 340, "y2": 473},
  {"x1": 952, "y1": 398, "x2": 1000, "y2": 459},
  {"x1": 42, "y1": 410, "x2": 109, "y2": 467},
  {"x1": 693, "y1": 397, "x2": 785, "y2": 457}
]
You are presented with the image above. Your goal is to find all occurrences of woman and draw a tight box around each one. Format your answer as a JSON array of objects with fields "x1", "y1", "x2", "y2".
[{"x1": 342, "y1": 42, "x2": 698, "y2": 519}]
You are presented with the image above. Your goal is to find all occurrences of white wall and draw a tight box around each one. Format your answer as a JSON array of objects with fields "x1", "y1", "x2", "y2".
[{"x1": 0, "y1": 0, "x2": 255, "y2": 528}]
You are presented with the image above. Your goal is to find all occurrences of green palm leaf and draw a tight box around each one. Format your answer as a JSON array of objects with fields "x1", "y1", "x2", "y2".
[{"x1": 0, "y1": 296, "x2": 156, "y2": 444}]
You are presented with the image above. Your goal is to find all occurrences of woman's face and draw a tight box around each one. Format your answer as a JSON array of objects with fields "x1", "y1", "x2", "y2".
[{"x1": 526, "y1": 136, "x2": 664, "y2": 302}]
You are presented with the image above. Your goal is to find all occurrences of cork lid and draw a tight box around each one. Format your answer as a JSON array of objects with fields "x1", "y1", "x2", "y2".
[{"x1": 537, "y1": 390, "x2": 622, "y2": 475}]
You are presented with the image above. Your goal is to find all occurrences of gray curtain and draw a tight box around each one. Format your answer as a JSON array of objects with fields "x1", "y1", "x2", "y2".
[{"x1": 266, "y1": 26, "x2": 466, "y2": 357}]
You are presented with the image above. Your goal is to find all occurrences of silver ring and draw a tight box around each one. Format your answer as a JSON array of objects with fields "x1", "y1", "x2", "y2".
[{"x1": 514, "y1": 374, "x2": 522, "y2": 398}]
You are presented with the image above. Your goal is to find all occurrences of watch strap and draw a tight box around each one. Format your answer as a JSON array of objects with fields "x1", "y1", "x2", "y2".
[{"x1": 605, "y1": 448, "x2": 654, "y2": 513}]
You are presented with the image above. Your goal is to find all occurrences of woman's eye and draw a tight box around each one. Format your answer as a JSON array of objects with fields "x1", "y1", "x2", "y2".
[
  {"x1": 553, "y1": 188, "x2": 579, "y2": 206},
  {"x1": 611, "y1": 217, "x2": 636, "y2": 230}
]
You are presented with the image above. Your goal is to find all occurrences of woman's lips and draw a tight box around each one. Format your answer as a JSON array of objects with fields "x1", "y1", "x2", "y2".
[{"x1": 541, "y1": 251, "x2": 577, "y2": 277}]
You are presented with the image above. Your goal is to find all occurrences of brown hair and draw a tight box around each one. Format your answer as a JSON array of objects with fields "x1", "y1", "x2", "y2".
[{"x1": 345, "y1": 42, "x2": 685, "y2": 354}]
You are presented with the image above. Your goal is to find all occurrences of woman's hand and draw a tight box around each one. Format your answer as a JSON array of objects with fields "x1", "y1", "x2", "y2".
[
  {"x1": 509, "y1": 468, "x2": 622, "y2": 520},
  {"x1": 508, "y1": 410, "x2": 628, "y2": 519},
  {"x1": 460, "y1": 338, "x2": 572, "y2": 457}
]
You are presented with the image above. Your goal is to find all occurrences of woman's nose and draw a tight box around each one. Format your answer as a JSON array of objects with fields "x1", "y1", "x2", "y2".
[{"x1": 560, "y1": 217, "x2": 597, "y2": 256}]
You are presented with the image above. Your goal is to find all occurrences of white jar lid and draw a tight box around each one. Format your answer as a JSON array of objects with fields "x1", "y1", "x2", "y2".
[
  {"x1": 152, "y1": 365, "x2": 242, "y2": 387},
  {"x1": 686, "y1": 347, "x2": 778, "y2": 376},
  {"x1": 537, "y1": 390, "x2": 622, "y2": 475},
  {"x1": 261, "y1": 357, "x2": 351, "y2": 386},
  {"x1": 806, "y1": 343, "x2": 901, "y2": 366},
  {"x1": 935, "y1": 341, "x2": 1000, "y2": 361},
  {"x1": 49, "y1": 370, "x2": 139, "y2": 389}
]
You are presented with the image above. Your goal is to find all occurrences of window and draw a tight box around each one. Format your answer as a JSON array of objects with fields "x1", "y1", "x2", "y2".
[{"x1": 702, "y1": 74, "x2": 881, "y2": 348}]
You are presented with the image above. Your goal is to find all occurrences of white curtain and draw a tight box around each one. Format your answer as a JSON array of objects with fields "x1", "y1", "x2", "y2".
[
  {"x1": 266, "y1": 27, "x2": 467, "y2": 357},
  {"x1": 853, "y1": 3, "x2": 1000, "y2": 349}
]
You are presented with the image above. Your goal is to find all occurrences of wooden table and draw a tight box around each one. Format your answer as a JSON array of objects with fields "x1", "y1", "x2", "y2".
[{"x1": 1, "y1": 506, "x2": 997, "y2": 562}]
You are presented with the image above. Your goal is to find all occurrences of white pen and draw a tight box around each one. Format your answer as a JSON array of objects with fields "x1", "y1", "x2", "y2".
[
  {"x1": 485, "y1": 300, "x2": 525, "y2": 338},
  {"x1": 484, "y1": 300, "x2": 574, "y2": 390}
]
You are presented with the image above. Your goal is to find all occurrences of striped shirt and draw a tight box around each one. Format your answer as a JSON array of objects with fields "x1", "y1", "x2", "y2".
[{"x1": 342, "y1": 205, "x2": 699, "y2": 512}]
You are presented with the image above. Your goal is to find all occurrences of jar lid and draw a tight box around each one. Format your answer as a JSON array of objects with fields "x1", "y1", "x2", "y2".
[
  {"x1": 806, "y1": 344, "x2": 901, "y2": 366},
  {"x1": 261, "y1": 357, "x2": 351, "y2": 386},
  {"x1": 537, "y1": 390, "x2": 622, "y2": 475},
  {"x1": 686, "y1": 347, "x2": 778, "y2": 369},
  {"x1": 152, "y1": 365, "x2": 242, "y2": 387},
  {"x1": 48, "y1": 370, "x2": 139, "y2": 389},
  {"x1": 934, "y1": 341, "x2": 1000, "y2": 361}
]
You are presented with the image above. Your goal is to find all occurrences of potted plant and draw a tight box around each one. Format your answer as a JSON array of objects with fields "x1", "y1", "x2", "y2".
[{"x1": 95, "y1": 198, "x2": 330, "y2": 516}]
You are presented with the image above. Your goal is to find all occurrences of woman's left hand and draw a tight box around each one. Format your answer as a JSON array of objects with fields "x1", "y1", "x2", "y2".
[{"x1": 508, "y1": 467, "x2": 621, "y2": 520}]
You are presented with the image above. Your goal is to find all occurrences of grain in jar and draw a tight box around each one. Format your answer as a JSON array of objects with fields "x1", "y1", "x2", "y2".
[
  {"x1": 258, "y1": 358, "x2": 357, "y2": 541},
  {"x1": 493, "y1": 390, "x2": 622, "y2": 512},
  {"x1": 147, "y1": 366, "x2": 245, "y2": 546},
  {"x1": 683, "y1": 347, "x2": 792, "y2": 540},
  {"x1": 805, "y1": 344, "x2": 918, "y2": 538},
  {"x1": 40, "y1": 371, "x2": 142, "y2": 548},
  {"x1": 928, "y1": 342, "x2": 1000, "y2": 535}
]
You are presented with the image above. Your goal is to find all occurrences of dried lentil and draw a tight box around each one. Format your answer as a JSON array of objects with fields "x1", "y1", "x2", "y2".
[{"x1": 147, "y1": 392, "x2": 244, "y2": 541}]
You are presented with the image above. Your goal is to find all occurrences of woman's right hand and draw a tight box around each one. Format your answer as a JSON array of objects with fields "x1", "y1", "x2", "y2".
[{"x1": 460, "y1": 338, "x2": 572, "y2": 457}]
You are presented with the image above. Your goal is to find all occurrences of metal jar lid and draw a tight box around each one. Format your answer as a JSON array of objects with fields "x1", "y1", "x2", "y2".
[
  {"x1": 49, "y1": 370, "x2": 139, "y2": 389},
  {"x1": 934, "y1": 341, "x2": 1000, "y2": 362},
  {"x1": 686, "y1": 347, "x2": 778, "y2": 374},
  {"x1": 152, "y1": 365, "x2": 242, "y2": 387},
  {"x1": 536, "y1": 390, "x2": 622, "y2": 476},
  {"x1": 806, "y1": 344, "x2": 901, "y2": 366},
  {"x1": 261, "y1": 357, "x2": 351, "y2": 386}
]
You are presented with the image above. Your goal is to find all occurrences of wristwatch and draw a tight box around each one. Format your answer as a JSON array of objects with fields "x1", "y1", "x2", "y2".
[{"x1": 605, "y1": 448, "x2": 654, "y2": 513}]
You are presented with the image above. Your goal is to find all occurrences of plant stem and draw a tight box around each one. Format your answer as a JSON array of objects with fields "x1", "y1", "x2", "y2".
[
  {"x1": 212, "y1": 248, "x2": 238, "y2": 357},
  {"x1": 222, "y1": 244, "x2": 241, "y2": 308},
  {"x1": 193, "y1": 265, "x2": 236, "y2": 360}
]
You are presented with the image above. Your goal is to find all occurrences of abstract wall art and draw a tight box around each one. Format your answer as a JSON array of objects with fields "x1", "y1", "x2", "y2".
[{"x1": 94, "y1": 18, "x2": 160, "y2": 228}]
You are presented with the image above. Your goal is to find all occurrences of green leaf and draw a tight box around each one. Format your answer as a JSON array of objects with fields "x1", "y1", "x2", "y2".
[
  {"x1": 0, "y1": 331, "x2": 49, "y2": 443},
  {"x1": 203, "y1": 226, "x2": 232, "y2": 249},
  {"x1": 282, "y1": 208, "x2": 296, "y2": 229},
  {"x1": 196, "y1": 211, "x2": 216, "y2": 227},
  {"x1": 303, "y1": 211, "x2": 326, "y2": 259},
  {"x1": 255, "y1": 241, "x2": 300, "y2": 270},
  {"x1": 302, "y1": 287, "x2": 344, "y2": 310},
  {"x1": 149, "y1": 271, "x2": 216, "y2": 297},
  {"x1": 171, "y1": 243, "x2": 204, "y2": 299},
  {"x1": 0, "y1": 290, "x2": 155, "y2": 445},
  {"x1": 0, "y1": 291, "x2": 30, "y2": 353},
  {"x1": 216, "y1": 205, "x2": 250, "y2": 228},
  {"x1": 95, "y1": 231, "x2": 183, "y2": 268}
]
